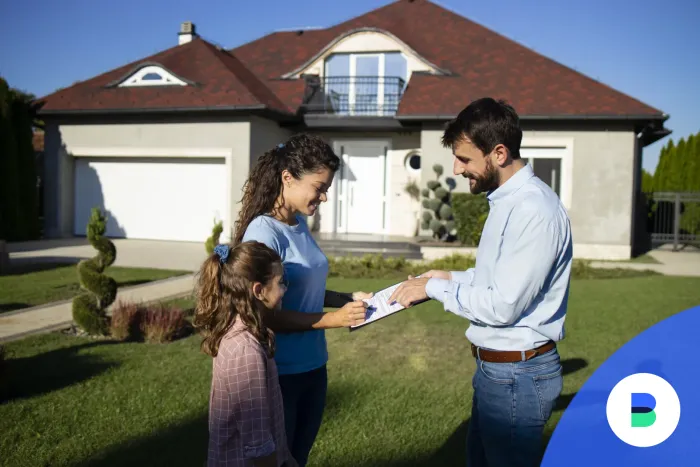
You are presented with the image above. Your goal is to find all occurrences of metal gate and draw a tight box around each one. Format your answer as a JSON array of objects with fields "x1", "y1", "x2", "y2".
[{"x1": 645, "y1": 192, "x2": 700, "y2": 251}]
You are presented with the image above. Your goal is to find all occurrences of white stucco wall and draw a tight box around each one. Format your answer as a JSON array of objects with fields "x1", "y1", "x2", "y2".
[{"x1": 420, "y1": 127, "x2": 637, "y2": 259}]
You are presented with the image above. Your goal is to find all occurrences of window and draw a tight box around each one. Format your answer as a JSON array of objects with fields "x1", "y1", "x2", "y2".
[
  {"x1": 405, "y1": 152, "x2": 421, "y2": 174},
  {"x1": 531, "y1": 158, "x2": 561, "y2": 196},
  {"x1": 324, "y1": 52, "x2": 407, "y2": 115},
  {"x1": 118, "y1": 65, "x2": 188, "y2": 87}
]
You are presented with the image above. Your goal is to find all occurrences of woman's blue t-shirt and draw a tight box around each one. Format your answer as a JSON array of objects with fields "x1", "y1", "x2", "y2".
[{"x1": 242, "y1": 214, "x2": 328, "y2": 375}]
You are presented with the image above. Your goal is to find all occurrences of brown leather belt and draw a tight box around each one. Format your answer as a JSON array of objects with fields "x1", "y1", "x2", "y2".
[{"x1": 471, "y1": 341, "x2": 556, "y2": 363}]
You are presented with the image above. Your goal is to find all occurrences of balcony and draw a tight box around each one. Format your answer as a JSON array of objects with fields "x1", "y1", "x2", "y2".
[{"x1": 301, "y1": 75, "x2": 406, "y2": 117}]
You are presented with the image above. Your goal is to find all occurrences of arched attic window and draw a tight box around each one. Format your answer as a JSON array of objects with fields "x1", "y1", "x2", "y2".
[{"x1": 117, "y1": 65, "x2": 188, "y2": 87}]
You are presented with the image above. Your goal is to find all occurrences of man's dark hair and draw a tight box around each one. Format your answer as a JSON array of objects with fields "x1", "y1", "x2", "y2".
[{"x1": 441, "y1": 97, "x2": 522, "y2": 159}]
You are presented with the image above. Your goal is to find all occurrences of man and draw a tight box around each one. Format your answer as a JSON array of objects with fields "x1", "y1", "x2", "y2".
[{"x1": 389, "y1": 97, "x2": 573, "y2": 466}]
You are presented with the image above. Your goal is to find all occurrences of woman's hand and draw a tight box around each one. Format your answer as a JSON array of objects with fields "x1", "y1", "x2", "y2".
[
  {"x1": 330, "y1": 300, "x2": 368, "y2": 328},
  {"x1": 352, "y1": 291, "x2": 374, "y2": 301}
]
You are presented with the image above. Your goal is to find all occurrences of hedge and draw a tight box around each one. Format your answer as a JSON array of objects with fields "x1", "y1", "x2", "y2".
[{"x1": 451, "y1": 192, "x2": 490, "y2": 246}]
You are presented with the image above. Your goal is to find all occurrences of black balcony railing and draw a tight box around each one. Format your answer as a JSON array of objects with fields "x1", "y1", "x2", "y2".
[{"x1": 301, "y1": 75, "x2": 406, "y2": 116}]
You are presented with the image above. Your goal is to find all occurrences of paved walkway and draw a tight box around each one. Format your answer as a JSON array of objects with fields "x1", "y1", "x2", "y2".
[
  {"x1": 8, "y1": 238, "x2": 207, "y2": 272},
  {"x1": 589, "y1": 248, "x2": 700, "y2": 277},
  {"x1": 0, "y1": 274, "x2": 195, "y2": 343}
]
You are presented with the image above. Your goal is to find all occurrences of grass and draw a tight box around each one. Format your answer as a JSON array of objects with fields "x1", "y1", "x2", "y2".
[
  {"x1": 0, "y1": 262, "x2": 190, "y2": 314},
  {"x1": 591, "y1": 253, "x2": 661, "y2": 264},
  {"x1": 2, "y1": 275, "x2": 700, "y2": 466}
]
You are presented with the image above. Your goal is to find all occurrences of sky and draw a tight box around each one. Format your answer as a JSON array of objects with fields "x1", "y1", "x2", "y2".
[{"x1": 1, "y1": 0, "x2": 698, "y2": 173}]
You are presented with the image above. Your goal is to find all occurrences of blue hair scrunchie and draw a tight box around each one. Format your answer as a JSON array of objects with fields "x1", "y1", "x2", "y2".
[
  {"x1": 277, "y1": 143, "x2": 285, "y2": 149},
  {"x1": 213, "y1": 244, "x2": 230, "y2": 264}
]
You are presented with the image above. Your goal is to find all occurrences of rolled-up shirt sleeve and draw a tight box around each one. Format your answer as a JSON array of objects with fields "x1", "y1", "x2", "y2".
[
  {"x1": 450, "y1": 268, "x2": 475, "y2": 285},
  {"x1": 224, "y1": 346, "x2": 275, "y2": 459},
  {"x1": 426, "y1": 209, "x2": 560, "y2": 327}
]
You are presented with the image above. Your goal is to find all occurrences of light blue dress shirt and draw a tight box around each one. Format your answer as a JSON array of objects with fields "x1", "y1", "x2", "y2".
[{"x1": 425, "y1": 163, "x2": 573, "y2": 351}]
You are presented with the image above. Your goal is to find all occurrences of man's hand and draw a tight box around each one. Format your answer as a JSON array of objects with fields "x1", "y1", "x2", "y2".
[
  {"x1": 352, "y1": 291, "x2": 374, "y2": 301},
  {"x1": 409, "y1": 270, "x2": 451, "y2": 280},
  {"x1": 388, "y1": 277, "x2": 430, "y2": 308}
]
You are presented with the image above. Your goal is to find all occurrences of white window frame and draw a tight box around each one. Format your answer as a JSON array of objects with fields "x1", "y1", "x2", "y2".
[
  {"x1": 520, "y1": 137, "x2": 574, "y2": 210},
  {"x1": 324, "y1": 52, "x2": 406, "y2": 116},
  {"x1": 118, "y1": 65, "x2": 188, "y2": 87}
]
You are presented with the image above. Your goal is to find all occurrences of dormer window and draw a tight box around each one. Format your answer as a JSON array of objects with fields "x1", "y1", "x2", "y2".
[
  {"x1": 118, "y1": 65, "x2": 188, "y2": 87},
  {"x1": 323, "y1": 52, "x2": 407, "y2": 116}
]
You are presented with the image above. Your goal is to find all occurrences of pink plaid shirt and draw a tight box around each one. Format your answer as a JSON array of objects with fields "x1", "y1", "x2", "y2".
[{"x1": 208, "y1": 318, "x2": 289, "y2": 467}]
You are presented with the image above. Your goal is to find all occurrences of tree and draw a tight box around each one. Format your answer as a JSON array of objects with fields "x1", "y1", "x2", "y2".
[
  {"x1": 0, "y1": 78, "x2": 21, "y2": 241},
  {"x1": 0, "y1": 77, "x2": 43, "y2": 241},
  {"x1": 641, "y1": 169, "x2": 654, "y2": 193}
]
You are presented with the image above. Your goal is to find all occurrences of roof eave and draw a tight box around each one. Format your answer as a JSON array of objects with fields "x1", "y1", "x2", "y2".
[
  {"x1": 396, "y1": 113, "x2": 670, "y2": 122},
  {"x1": 38, "y1": 104, "x2": 298, "y2": 121}
]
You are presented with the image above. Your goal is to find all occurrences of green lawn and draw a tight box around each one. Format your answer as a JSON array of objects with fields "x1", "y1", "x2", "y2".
[
  {"x1": 2, "y1": 276, "x2": 700, "y2": 466},
  {"x1": 0, "y1": 262, "x2": 190, "y2": 314}
]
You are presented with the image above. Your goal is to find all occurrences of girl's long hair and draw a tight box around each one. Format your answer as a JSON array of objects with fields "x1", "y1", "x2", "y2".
[
  {"x1": 193, "y1": 241, "x2": 282, "y2": 358},
  {"x1": 232, "y1": 133, "x2": 340, "y2": 246}
]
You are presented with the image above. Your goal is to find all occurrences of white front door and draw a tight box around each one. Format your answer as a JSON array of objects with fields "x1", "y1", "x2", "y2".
[{"x1": 336, "y1": 142, "x2": 388, "y2": 234}]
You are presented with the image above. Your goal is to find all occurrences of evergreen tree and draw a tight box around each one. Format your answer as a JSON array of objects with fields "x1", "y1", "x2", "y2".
[
  {"x1": 0, "y1": 78, "x2": 21, "y2": 240},
  {"x1": 641, "y1": 169, "x2": 654, "y2": 193},
  {"x1": 681, "y1": 134, "x2": 695, "y2": 191},
  {"x1": 669, "y1": 137, "x2": 685, "y2": 191},
  {"x1": 691, "y1": 133, "x2": 700, "y2": 191},
  {"x1": 653, "y1": 140, "x2": 671, "y2": 191},
  {"x1": 10, "y1": 89, "x2": 40, "y2": 240}
]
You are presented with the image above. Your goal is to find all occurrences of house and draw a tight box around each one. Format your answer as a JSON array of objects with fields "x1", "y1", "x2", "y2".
[{"x1": 37, "y1": 0, "x2": 670, "y2": 260}]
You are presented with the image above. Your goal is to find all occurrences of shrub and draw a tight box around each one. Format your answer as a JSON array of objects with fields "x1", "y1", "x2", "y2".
[
  {"x1": 205, "y1": 219, "x2": 224, "y2": 255},
  {"x1": 141, "y1": 303, "x2": 188, "y2": 344},
  {"x1": 325, "y1": 253, "x2": 656, "y2": 281},
  {"x1": 421, "y1": 164, "x2": 457, "y2": 241},
  {"x1": 0, "y1": 344, "x2": 7, "y2": 401},
  {"x1": 452, "y1": 193, "x2": 490, "y2": 246},
  {"x1": 110, "y1": 300, "x2": 143, "y2": 341},
  {"x1": 328, "y1": 253, "x2": 476, "y2": 279},
  {"x1": 72, "y1": 208, "x2": 117, "y2": 335}
]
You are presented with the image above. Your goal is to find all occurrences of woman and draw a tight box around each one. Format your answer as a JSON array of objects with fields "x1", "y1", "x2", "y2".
[{"x1": 234, "y1": 133, "x2": 371, "y2": 467}]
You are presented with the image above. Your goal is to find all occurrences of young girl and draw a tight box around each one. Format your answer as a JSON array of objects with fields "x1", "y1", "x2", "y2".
[{"x1": 194, "y1": 241, "x2": 297, "y2": 467}]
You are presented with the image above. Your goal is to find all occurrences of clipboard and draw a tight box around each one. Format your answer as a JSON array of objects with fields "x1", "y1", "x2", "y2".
[{"x1": 349, "y1": 279, "x2": 430, "y2": 331}]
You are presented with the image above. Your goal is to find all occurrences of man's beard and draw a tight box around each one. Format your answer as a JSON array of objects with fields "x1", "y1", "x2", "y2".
[{"x1": 465, "y1": 158, "x2": 500, "y2": 194}]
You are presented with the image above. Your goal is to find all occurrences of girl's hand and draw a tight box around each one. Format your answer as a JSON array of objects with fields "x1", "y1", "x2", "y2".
[{"x1": 352, "y1": 291, "x2": 374, "y2": 301}]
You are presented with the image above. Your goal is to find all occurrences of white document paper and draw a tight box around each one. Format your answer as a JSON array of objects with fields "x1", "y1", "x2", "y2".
[{"x1": 350, "y1": 280, "x2": 426, "y2": 331}]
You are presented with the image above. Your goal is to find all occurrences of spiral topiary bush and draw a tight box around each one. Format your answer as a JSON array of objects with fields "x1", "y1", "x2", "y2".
[
  {"x1": 72, "y1": 207, "x2": 117, "y2": 335},
  {"x1": 205, "y1": 219, "x2": 223, "y2": 255}
]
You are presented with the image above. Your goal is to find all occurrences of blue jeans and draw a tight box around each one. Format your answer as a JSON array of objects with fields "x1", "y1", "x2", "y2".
[
  {"x1": 467, "y1": 347, "x2": 563, "y2": 467},
  {"x1": 278, "y1": 365, "x2": 328, "y2": 467}
]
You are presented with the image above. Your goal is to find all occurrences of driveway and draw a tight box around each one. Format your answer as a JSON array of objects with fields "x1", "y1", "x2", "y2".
[{"x1": 8, "y1": 238, "x2": 208, "y2": 272}]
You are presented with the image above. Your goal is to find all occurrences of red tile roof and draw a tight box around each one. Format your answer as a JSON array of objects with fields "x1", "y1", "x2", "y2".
[
  {"x1": 40, "y1": 38, "x2": 291, "y2": 114},
  {"x1": 39, "y1": 0, "x2": 664, "y2": 119}
]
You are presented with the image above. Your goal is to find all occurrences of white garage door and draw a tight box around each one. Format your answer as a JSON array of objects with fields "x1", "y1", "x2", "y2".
[{"x1": 74, "y1": 157, "x2": 227, "y2": 242}]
